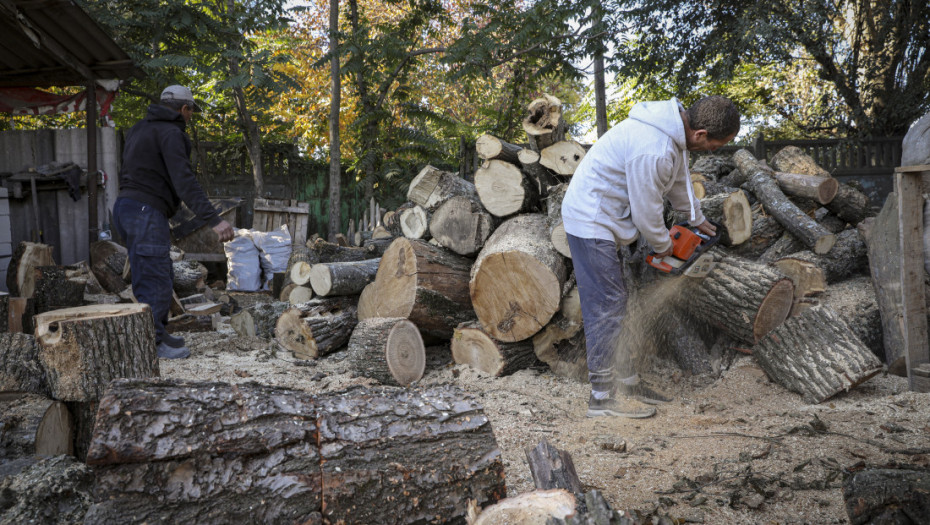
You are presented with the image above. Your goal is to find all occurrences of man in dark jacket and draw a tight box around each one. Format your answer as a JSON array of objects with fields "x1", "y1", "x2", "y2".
[{"x1": 114, "y1": 85, "x2": 234, "y2": 359}]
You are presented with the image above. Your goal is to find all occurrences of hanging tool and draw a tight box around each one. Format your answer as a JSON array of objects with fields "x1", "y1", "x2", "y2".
[{"x1": 645, "y1": 220, "x2": 721, "y2": 278}]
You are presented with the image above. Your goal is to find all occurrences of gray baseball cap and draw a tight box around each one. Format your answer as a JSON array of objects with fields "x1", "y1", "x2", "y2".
[{"x1": 160, "y1": 85, "x2": 202, "y2": 112}]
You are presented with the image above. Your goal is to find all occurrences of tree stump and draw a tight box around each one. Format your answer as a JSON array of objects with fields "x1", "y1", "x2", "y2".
[
  {"x1": 471, "y1": 214, "x2": 567, "y2": 342},
  {"x1": 452, "y1": 322, "x2": 538, "y2": 376},
  {"x1": 0, "y1": 333, "x2": 49, "y2": 396},
  {"x1": 275, "y1": 297, "x2": 358, "y2": 359},
  {"x1": 546, "y1": 183, "x2": 571, "y2": 258},
  {"x1": 681, "y1": 253, "x2": 794, "y2": 345},
  {"x1": 476, "y1": 134, "x2": 522, "y2": 163},
  {"x1": 89, "y1": 240, "x2": 129, "y2": 294},
  {"x1": 0, "y1": 392, "x2": 72, "y2": 459},
  {"x1": 752, "y1": 305, "x2": 883, "y2": 403},
  {"x1": 523, "y1": 94, "x2": 565, "y2": 152},
  {"x1": 429, "y1": 195, "x2": 496, "y2": 256},
  {"x1": 308, "y1": 258, "x2": 380, "y2": 297},
  {"x1": 34, "y1": 304, "x2": 159, "y2": 402},
  {"x1": 348, "y1": 317, "x2": 425, "y2": 386},
  {"x1": 406, "y1": 165, "x2": 477, "y2": 212},
  {"x1": 475, "y1": 159, "x2": 540, "y2": 217},
  {"x1": 6, "y1": 242, "x2": 54, "y2": 298},
  {"x1": 399, "y1": 204, "x2": 431, "y2": 239},
  {"x1": 539, "y1": 140, "x2": 586, "y2": 176},
  {"x1": 358, "y1": 238, "x2": 475, "y2": 338}
]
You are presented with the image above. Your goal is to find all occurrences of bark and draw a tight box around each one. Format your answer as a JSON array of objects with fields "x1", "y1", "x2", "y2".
[
  {"x1": 34, "y1": 303, "x2": 159, "y2": 402},
  {"x1": 524, "y1": 439, "x2": 583, "y2": 493},
  {"x1": 820, "y1": 276, "x2": 884, "y2": 360},
  {"x1": 725, "y1": 209, "x2": 786, "y2": 259},
  {"x1": 843, "y1": 468, "x2": 930, "y2": 525},
  {"x1": 0, "y1": 333, "x2": 49, "y2": 396},
  {"x1": 308, "y1": 258, "x2": 380, "y2": 296},
  {"x1": 863, "y1": 196, "x2": 907, "y2": 375},
  {"x1": 681, "y1": 253, "x2": 795, "y2": 344},
  {"x1": 452, "y1": 322, "x2": 538, "y2": 376},
  {"x1": 347, "y1": 317, "x2": 425, "y2": 386},
  {"x1": 546, "y1": 183, "x2": 571, "y2": 258},
  {"x1": 654, "y1": 309, "x2": 714, "y2": 375},
  {"x1": 229, "y1": 300, "x2": 290, "y2": 339},
  {"x1": 532, "y1": 284, "x2": 586, "y2": 381},
  {"x1": 518, "y1": 147, "x2": 561, "y2": 192},
  {"x1": 362, "y1": 237, "x2": 394, "y2": 256},
  {"x1": 6, "y1": 242, "x2": 54, "y2": 298},
  {"x1": 429, "y1": 195, "x2": 496, "y2": 256},
  {"x1": 0, "y1": 393, "x2": 72, "y2": 459},
  {"x1": 471, "y1": 214, "x2": 568, "y2": 342},
  {"x1": 275, "y1": 296, "x2": 358, "y2": 359},
  {"x1": 523, "y1": 94, "x2": 566, "y2": 152},
  {"x1": 735, "y1": 150, "x2": 836, "y2": 254},
  {"x1": 407, "y1": 165, "x2": 477, "y2": 212},
  {"x1": 752, "y1": 305, "x2": 883, "y2": 404},
  {"x1": 327, "y1": 0, "x2": 341, "y2": 241},
  {"x1": 32, "y1": 265, "x2": 85, "y2": 313},
  {"x1": 475, "y1": 159, "x2": 541, "y2": 217},
  {"x1": 539, "y1": 140, "x2": 586, "y2": 176},
  {"x1": 476, "y1": 134, "x2": 522, "y2": 163},
  {"x1": 305, "y1": 237, "x2": 380, "y2": 264},
  {"x1": 780, "y1": 229, "x2": 868, "y2": 284},
  {"x1": 358, "y1": 238, "x2": 476, "y2": 338},
  {"x1": 774, "y1": 171, "x2": 839, "y2": 204},
  {"x1": 399, "y1": 204, "x2": 432, "y2": 239},
  {"x1": 0, "y1": 292, "x2": 6, "y2": 332},
  {"x1": 171, "y1": 260, "x2": 208, "y2": 297},
  {"x1": 0, "y1": 455, "x2": 93, "y2": 525}
]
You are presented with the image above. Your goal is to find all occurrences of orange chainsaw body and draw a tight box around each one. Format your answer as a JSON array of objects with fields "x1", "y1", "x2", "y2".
[{"x1": 645, "y1": 222, "x2": 720, "y2": 276}]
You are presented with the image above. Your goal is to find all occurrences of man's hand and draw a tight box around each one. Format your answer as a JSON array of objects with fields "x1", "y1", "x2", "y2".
[
  {"x1": 654, "y1": 246, "x2": 674, "y2": 258},
  {"x1": 695, "y1": 220, "x2": 717, "y2": 236},
  {"x1": 213, "y1": 220, "x2": 235, "y2": 242}
]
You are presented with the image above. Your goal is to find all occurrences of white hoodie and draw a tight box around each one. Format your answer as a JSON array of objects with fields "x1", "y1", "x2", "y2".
[{"x1": 561, "y1": 98, "x2": 704, "y2": 253}]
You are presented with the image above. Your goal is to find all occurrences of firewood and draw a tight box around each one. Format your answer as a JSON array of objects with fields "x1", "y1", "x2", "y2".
[
  {"x1": 470, "y1": 490, "x2": 576, "y2": 525},
  {"x1": 32, "y1": 265, "x2": 85, "y2": 313},
  {"x1": 653, "y1": 309, "x2": 714, "y2": 375},
  {"x1": 532, "y1": 283, "x2": 586, "y2": 381},
  {"x1": 673, "y1": 190, "x2": 752, "y2": 246},
  {"x1": 451, "y1": 322, "x2": 538, "y2": 376},
  {"x1": 779, "y1": 229, "x2": 868, "y2": 285},
  {"x1": 386, "y1": 202, "x2": 414, "y2": 237},
  {"x1": 229, "y1": 300, "x2": 290, "y2": 339},
  {"x1": 34, "y1": 304, "x2": 159, "y2": 402},
  {"x1": 172, "y1": 260, "x2": 208, "y2": 297},
  {"x1": 308, "y1": 258, "x2": 380, "y2": 297},
  {"x1": 0, "y1": 393, "x2": 72, "y2": 460},
  {"x1": 471, "y1": 214, "x2": 568, "y2": 342},
  {"x1": 518, "y1": 147, "x2": 561, "y2": 191},
  {"x1": 546, "y1": 183, "x2": 571, "y2": 258},
  {"x1": 428, "y1": 195, "x2": 496, "y2": 256},
  {"x1": 724, "y1": 207, "x2": 786, "y2": 259},
  {"x1": 275, "y1": 296, "x2": 358, "y2": 359},
  {"x1": 288, "y1": 285, "x2": 314, "y2": 304},
  {"x1": 6, "y1": 242, "x2": 54, "y2": 298},
  {"x1": 525, "y1": 438, "x2": 583, "y2": 493},
  {"x1": 0, "y1": 455, "x2": 93, "y2": 524},
  {"x1": 539, "y1": 140, "x2": 586, "y2": 176},
  {"x1": 523, "y1": 94, "x2": 566, "y2": 152},
  {"x1": 820, "y1": 276, "x2": 884, "y2": 360},
  {"x1": 362, "y1": 237, "x2": 394, "y2": 255},
  {"x1": 89, "y1": 240, "x2": 129, "y2": 294},
  {"x1": 681, "y1": 253, "x2": 795, "y2": 345},
  {"x1": 305, "y1": 237, "x2": 380, "y2": 264},
  {"x1": 348, "y1": 317, "x2": 425, "y2": 386},
  {"x1": 734, "y1": 150, "x2": 836, "y2": 254},
  {"x1": 476, "y1": 134, "x2": 522, "y2": 163},
  {"x1": 278, "y1": 283, "x2": 297, "y2": 302},
  {"x1": 843, "y1": 467, "x2": 930, "y2": 524},
  {"x1": 358, "y1": 238, "x2": 476, "y2": 338},
  {"x1": 752, "y1": 305, "x2": 882, "y2": 403},
  {"x1": 0, "y1": 333, "x2": 48, "y2": 396},
  {"x1": 692, "y1": 155, "x2": 736, "y2": 180},
  {"x1": 691, "y1": 172, "x2": 707, "y2": 199},
  {"x1": 475, "y1": 159, "x2": 541, "y2": 217},
  {"x1": 771, "y1": 257, "x2": 826, "y2": 317},
  {"x1": 399, "y1": 204, "x2": 431, "y2": 239},
  {"x1": 773, "y1": 171, "x2": 839, "y2": 204},
  {"x1": 289, "y1": 261, "x2": 312, "y2": 286},
  {"x1": 407, "y1": 165, "x2": 477, "y2": 212}
]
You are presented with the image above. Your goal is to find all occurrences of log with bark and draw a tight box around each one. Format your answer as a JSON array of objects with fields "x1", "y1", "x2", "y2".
[
  {"x1": 451, "y1": 322, "x2": 538, "y2": 376},
  {"x1": 406, "y1": 165, "x2": 477, "y2": 212},
  {"x1": 0, "y1": 455, "x2": 94, "y2": 524},
  {"x1": 358, "y1": 238, "x2": 476, "y2": 338},
  {"x1": 771, "y1": 257, "x2": 826, "y2": 317},
  {"x1": 539, "y1": 141, "x2": 586, "y2": 176},
  {"x1": 348, "y1": 317, "x2": 426, "y2": 386},
  {"x1": 532, "y1": 283, "x2": 587, "y2": 381},
  {"x1": 287, "y1": 285, "x2": 314, "y2": 304},
  {"x1": 546, "y1": 183, "x2": 571, "y2": 258},
  {"x1": 672, "y1": 190, "x2": 752, "y2": 247},
  {"x1": 475, "y1": 159, "x2": 541, "y2": 217},
  {"x1": 653, "y1": 308, "x2": 714, "y2": 376},
  {"x1": 752, "y1": 305, "x2": 883, "y2": 403},
  {"x1": 471, "y1": 214, "x2": 568, "y2": 342},
  {"x1": 681, "y1": 253, "x2": 795, "y2": 345},
  {"x1": 0, "y1": 333, "x2": 49, "y2": 396},
  {"x1": 820, "y1": 276, "x2": 884, "y2": 360},
  {"x1": 308, "y1": 258, "x2": 380, "y2": 297},
  {"x1": 399, "y1": 204, "x2": 431, "y2": 239},
  {"x1": 7, "y1": 296, "x2": 36, "y2": 334},
  {"x1": 525, "y1": 438, "x2": 583, "y2": 493},
  {"x1": 32, "y1": 265, "x2": 86, "y2": 313},
  {"x1": 518, "y1": 147, "x2": 562, "y2": 191},
  {"x1": 772, "y1": 171, "x2": 839, "y2": 204},
  {"x1": 89, "y1": 240, "x2": 129, "y2": 294},
  {"x1": 429, "y1": 195, "x2": 496, "y2": 256},
  {"x1": 734, "y1": 150, "x2": 836, "y2": 254},
  {"x1": 0, "y1": 392, "x2": 72, "y2": 459},
  {"x1": 778, "y1": 229, "x2": 868, "y2": 285},
  {"x1": 34, "y1": 304, "x2": 160, "y2": 402},
  {"x1": 305, "y1": 237, "x2": 380, "y2": 265},
  {"x1": 172, "y1": 260, "x2": 208, "y2": 297},
  {"x1": 476, "y1": 134, "x2": 522, "y2": 163},
  {"x1": 274, "y1": 296, "x2": 358, "y2": 359},
  {"x1": 6, "y1": 242, "x2": 55, "y2": 298},
  {"x1": 523, "y1": 94, "x2": 566, "y2": 152},
  {"x1": 843, "y1": 467, "x2": 930, "y2": 525},
  {"x1": 230, "y1": 300, "x2": 291, "y2": 339},
  {"x1": 724, "y1": 208, "x2": 786, "y2": 259}
]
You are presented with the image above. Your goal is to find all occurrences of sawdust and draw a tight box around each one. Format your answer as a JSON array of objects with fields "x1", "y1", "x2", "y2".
[{"x1": 163, "y1": 319, "x2": 930, "y2": 524}]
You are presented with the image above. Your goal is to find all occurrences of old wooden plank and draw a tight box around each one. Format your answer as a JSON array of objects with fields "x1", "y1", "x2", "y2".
[{"x1": 896, "y1": 171, "x2": 930, "y2": 393}]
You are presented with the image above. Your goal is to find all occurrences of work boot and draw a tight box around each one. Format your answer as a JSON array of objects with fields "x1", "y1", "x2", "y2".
[
  {"x1": 618, "y1": 381, "x2": 673, "y2": 405},
  {"x1": 157, "y1": 342, "x2": 191, "y2": 359},
  {"x1": 160, "y1": 333, "x2": 186, "y2": 348},
  {"x1": 587, "y1": 393, "x2": 656, "y2": 419}
]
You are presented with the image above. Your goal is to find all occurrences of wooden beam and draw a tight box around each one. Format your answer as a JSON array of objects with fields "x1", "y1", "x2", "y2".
[
  {"x1": 0, "y1": 0, "x2": 95, "y2": 80},
  {"x1": 895, "y1": 170, "x2": 930, "y2": 392}
]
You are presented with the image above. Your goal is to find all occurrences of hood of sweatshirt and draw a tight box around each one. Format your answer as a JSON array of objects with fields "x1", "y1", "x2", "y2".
[
  {"x1": 145, "y1": 104, "x2": 187, "y2": 131},
  {"x1": 627, "y1": 98, "x2": 686, "y2": 151}
]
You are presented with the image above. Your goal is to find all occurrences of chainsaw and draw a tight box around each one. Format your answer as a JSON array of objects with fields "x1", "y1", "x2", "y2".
[{"x1": 645, "y1": 220, "x2": 721, "y2": 278}]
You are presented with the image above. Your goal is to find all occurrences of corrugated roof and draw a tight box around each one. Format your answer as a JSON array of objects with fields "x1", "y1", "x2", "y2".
[{"x1": 0, "y1": 0, "x2": 142, "y2": 87}]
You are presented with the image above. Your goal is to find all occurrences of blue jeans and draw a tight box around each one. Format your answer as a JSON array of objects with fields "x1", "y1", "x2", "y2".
[
  {"x1": 566, "y1": 234, "x2": 636, "y2": 391},
  {"x1": 113, "y1": 197, "x2": 173, "y2": 345}
]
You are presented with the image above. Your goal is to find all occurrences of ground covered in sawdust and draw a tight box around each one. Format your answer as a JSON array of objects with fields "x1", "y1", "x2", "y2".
[{"x1": 163, "y1": 323, "x2": 930, "y2": 524}]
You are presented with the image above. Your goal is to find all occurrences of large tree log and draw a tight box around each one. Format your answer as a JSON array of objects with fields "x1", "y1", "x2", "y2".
[
  {"x1": 820, "y1": 276, "x2": 884, "y2": 360},
  {"x1": 305, "y1": 237, "x2": 380, "y2": 265},
  {"x1": 771, "y1": 145, "x2": 872, "y2": 225},
  {"x1": 843, "y1": 468, "x2": 930, "y2": 525},
  {"x1": 172, "y1": 260, "x2": 208, "y2": 297},
  {"x1": 476, "y1": 134, "x2": 522, "y2": 163},
  {"x1": 735, "y1": 150, "x2": 836, "y2": 254},
  {"x1": 539, "y1": 141, "x2": 586, "y2": 176},
  {"x1": 0, "y1": 333, "x2": 49, "y2": 396},
  {"x1": 399, "y1": 204, "x2": 431, "y2": 239},
  {"x1": 89, "y1": 240, "x2": 129, "y2": 294},
  {"x1": 653, "y1": 308, "x2": 714, "y2": 375},
  {"x1": 518, "y1": 147, "x2": 561, "y2": 192},
  {"x1": 692, "y1": 155, "x2": 736, "y2": 180},
  {"x1": 0, "y1": 393, "x2": 72, "y2": 459},
  {"x1": 681, "y1": 253, "x2": 795, "y2": 345},
  {"x1": 523, "y1": 94, "x2": 566, "y2": 152},
  {"x1": 348, "y1": 317, "x2": 425, "y2": 386},
  {"x1": 778, "y1": 229, "x2": 868, "y2": 284},
  {"x1": 546, "y1": 183, "x2": 571, "y2": 258},
  {"x1": 407, "y1": 165, "x2": 477, "y2": 212},
  {"x1": 230, "y1": 300, "x2": 290, "y2": 339},
  {"x1": 673, "y1": 190, "x2": 752, "y2": 246},
  {"x1": 0, "y1": 455, "x2": 94, "y2": 524},
  {"x1": 6, "y1": 242, "x2": 54, "y2": 298},
  {"x1": 34, "y1": 304, "x2": 159, "y2": 402},
  {"x1": 452, "y1": 322, "x2": 538, "y2": 376},
  {"x1": 429, "y1": 195, "x2": 496, "y2": 256},
  {"x1": 724, "y1": 208, "x2": 785, "y2": 259},
  {"x1": 274, "y1": 297, "x2": 358, "y2": 359},
  {"x1": 532, "y1": 283, "x2": 586, "y2": 381},
  {"x1": 308, "y1": 258, "x2": 380, "y2": 297},
  {"x1": 773, "y1": 171, "x2": 839, "y2": 204},
  {"x1": 471, "y1": 214, "x2": 568, "y2": 342},
  {"x1": 358, "y1": 238, "x2": 476, "y2": 338},
  {"x1": 752, "y1": 305, "x2": 883, "y2": 403},
  {"x1": 32, "y1": 265, "x2": 85, "y2": 313},
  {"x1": 284, "y1": 243, "x2": 311, "y2": 288},
  {"x1": 475, "y1": 159, "x2": 541, "y2": 217}
]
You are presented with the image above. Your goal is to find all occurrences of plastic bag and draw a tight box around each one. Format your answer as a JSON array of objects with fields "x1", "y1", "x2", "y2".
[
  {"x1": 251, "y1": 224, "x2": 292, "y2": 289},
  {"x1": 903, "y1": 112, "x2": 930, "y2": 166},
  {"x1": 224, "y1": 229, "x2": 262, "y2": 291}
]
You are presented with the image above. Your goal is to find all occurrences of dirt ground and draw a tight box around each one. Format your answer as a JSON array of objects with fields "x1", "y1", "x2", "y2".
[{"x1": 163, "y1": 321, "x2": 930, "y2": 524}]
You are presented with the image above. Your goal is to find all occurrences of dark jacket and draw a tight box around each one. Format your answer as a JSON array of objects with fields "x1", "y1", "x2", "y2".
[{"x1": 118, "y1": 104, "x2": 220, "y2": 226}]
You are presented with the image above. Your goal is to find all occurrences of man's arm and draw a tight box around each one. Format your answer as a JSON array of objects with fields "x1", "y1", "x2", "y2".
[{"x1": 627, "y1": 154, "x2": 674, "y2": 254}]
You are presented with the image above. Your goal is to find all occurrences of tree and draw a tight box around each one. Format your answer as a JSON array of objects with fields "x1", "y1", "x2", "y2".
[{"x1": 328, "y1": 0, "x2": 342, "y2": 241}]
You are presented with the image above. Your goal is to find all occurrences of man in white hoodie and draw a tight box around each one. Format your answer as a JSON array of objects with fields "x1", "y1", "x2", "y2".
[{"x1": 562, "y1": 95, "x2": 740, "y2": 418}]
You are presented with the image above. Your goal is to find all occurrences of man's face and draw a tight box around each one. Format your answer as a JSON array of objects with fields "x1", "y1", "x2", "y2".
[
  {"x1": 686, "y1": 129, "x2": 737, "y2": 152},
  {"x1": 181, "y1": 104, "x2": 194, "y2": 123}
]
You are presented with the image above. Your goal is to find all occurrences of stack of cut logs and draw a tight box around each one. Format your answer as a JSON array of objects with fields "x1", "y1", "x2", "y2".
[{"x1": 249, "y1": 93, "x2": 897, "y2": 406}]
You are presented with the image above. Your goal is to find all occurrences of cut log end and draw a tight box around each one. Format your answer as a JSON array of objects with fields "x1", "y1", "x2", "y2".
[
  {"x1": 385, "y1": 320, "x2": 426, "y2": 386},
  {"x1": 753, "y1": 278, "x2": 795, "y2": 342},
  {"x1": 308, "y1": 265, "x2": 332, "y2": 297},
  {"x1": 723, "y1": 191, "x2": 752, "y2": 245},
  {"x1": 549, "y1": 224, "x2": 571, "y2": 258},
  {"x1": 288, "y1": 286, "x2": 314, "y2": 305},
  {"x1": 814, "y1": 234, "x2": 837, "y2": 255},
  {"x1": 290, "y1": 261, "x2": 313, "y2": 286},
  {"x1": 819, "y1": 177, "x2": 840, "y2": 204}
]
